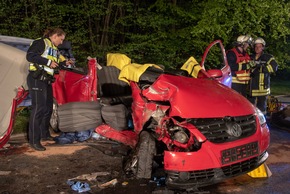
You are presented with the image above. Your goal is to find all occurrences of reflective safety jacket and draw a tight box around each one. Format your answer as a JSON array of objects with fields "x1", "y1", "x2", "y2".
[
  {"x1": 27, "y1": 38, "x2": 60, "y2": 76},
  {"x1": 226, "y1": 48, "x2": 251, "y2": 84},
  {"x1": 249, "y1": 52, "x2": 278, "y2": 96}
]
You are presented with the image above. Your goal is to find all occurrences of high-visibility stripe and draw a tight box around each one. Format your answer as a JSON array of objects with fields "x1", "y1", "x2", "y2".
[
  {"x1": 251, "y1": 88, "x2": 270, "y2": 96},
  {"x1": 259, "y1": 73, "x2": 264, "y2": 91},
  {"x1": 232, "y1": 77, "x2": 249, "y2": 84},
  {"x1": 29, "y1": 38, "x2": 59, "y2": 75},
  {"x1": 235, "y1": 70, "x2": 251, "y2": 81}
]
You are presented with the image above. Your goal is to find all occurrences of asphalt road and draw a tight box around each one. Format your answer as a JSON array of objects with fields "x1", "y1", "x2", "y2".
[
  {"x1": 275, "y1": 95, "x2": 290, "y2": 105},
  {"x1": 202, "y1": 95, "x2": 290, "y2": 194},
  {"x1": 201, "y1": 124, "x2": 290, "y2": 194}
]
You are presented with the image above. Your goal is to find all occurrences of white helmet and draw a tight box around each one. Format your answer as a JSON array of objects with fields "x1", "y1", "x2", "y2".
[
  {"x1": 254, "y1": 37, "x2": 266, "y2": 47},
  {"x1": 236, "y1": 35, "x2": 253, "y2": 45}
]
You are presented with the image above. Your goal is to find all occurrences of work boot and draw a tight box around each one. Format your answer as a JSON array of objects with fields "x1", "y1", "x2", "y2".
[{"x1": 29, "y1": 143, "x2": 46, "y2": 151}]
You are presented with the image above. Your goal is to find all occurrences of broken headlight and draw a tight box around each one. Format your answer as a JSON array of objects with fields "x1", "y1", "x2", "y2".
[{"x1": 169, "y1": 125, "x2": 189, "y2": 144}]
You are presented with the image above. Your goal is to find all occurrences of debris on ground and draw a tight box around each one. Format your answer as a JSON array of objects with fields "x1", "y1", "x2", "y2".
[
  {"x1": 98, "y1": 178, "x2": 118, "y2": 188},
  {"x1": 121, "y1": 181, "x2": 129, "y2": 186},
  {"x1": 67, "y1": 180, "x2": 91, "y2": 193},
  {"x1": 68, "y1": 171, "x2": 110, "y2": 182},
  {"x1": 0, "y1": 171, "x2": 11, "y2": 175}
]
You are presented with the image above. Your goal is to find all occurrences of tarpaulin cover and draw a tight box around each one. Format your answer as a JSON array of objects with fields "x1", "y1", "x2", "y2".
[
  {"x1": 106, "y1": 53, "x2": 162, "y2": 84},
  {"x1": 0, "y1": 43, "x2": 29, "y2": 147},
  {"x1": 106, "y1": 53, "x2": 131, "y2": 70},
  {"x1": 180, "y1": 56, "x2": 203, "y2": 78}
]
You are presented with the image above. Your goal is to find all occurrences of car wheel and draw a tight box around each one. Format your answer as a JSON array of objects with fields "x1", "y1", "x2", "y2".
[
  {"x1": 124, "y1": 131, "x2": 156, "y2": 179},
  {"x1": 49, "y1": 98, "x2": 59, "y2": 133}
]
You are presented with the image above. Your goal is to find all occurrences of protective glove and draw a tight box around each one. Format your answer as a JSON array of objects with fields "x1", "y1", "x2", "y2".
[{"x1": 248, "y1": 60, "x2": 256, "y2": 68}]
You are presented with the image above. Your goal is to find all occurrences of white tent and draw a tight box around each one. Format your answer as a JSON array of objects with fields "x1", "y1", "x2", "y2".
[{"x1": 0, "y1": 42, "x2": 30, "y2": 147}]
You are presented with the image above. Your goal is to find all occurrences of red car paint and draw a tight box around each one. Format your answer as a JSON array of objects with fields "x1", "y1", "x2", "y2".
[
  {"x1": 52, "y1": 58, "x2": 97, "y2": 105},
  {"x1": 51, "y1": 40, "x2": 270, "y2": 189},
  {"x1": 200, "y1": 40, "x2": 232, "y2": 88},
  {"x1": 0, "y1": 87, "x2": 28, "y2": 148}
]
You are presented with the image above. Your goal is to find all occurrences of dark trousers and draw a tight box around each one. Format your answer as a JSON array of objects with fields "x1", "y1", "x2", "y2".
[
  {"x1": 27, "y1": 73, "x2": 53, "y2": 144},
  {"x1": 248, "y1": 95, "x2": 267, "y2": 115},
  {"x1": 231, "y1": 83, "x2": 248, "y2": 98}
]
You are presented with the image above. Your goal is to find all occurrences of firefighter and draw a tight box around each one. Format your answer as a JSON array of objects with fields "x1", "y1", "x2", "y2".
[
  {"x1": 248, "y1": 37, "x2": 278, "y2": 115},
  {"x1": 26, "y1": 28, "x2": 68, "y2": 151},
  {"x1": 226, "y1": 35, "x2": 254, "y2": 97}
]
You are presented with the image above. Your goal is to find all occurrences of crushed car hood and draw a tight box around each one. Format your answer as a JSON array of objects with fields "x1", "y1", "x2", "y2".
[
  {"x1": 0, "y1": 42, "x2": 29, "y2": 147},
  {"x1": 142, "y1": 74, "x2": 255, "y2": 118}
]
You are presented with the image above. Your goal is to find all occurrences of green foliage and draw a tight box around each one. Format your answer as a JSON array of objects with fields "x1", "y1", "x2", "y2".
[
  {"x1": 13, "y1": 107, "x2": 30, "y2": 134},
  {"x1": 0, "y1": 0, "x2": 289, "y2": 71}
]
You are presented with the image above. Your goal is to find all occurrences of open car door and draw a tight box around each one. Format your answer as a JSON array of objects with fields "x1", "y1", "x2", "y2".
[
  {"x1": 201, "y1": 40, "x2": 232, "y2": 87},
  {"x1": 0, "y1": 43, "x2": 29, "y2": 148}
]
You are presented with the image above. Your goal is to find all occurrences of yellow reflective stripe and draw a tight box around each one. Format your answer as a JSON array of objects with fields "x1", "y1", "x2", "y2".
[
  {"x1": 59, "y1": 54, "x2": 66, "y2": 62},
  {"x1": 238, "y1": 60, "x2": 248, "y2": 69},
  {"x1": 259, "y1": 73, "x2": 264, "y2": 91},
  {"x1": 237, "y1": 72, "x2": 250, "y2": 76},
  {"x1": 44, "y1": 66, "x2": 54, "y2": 75},
  {"x1": 29, "y1": 64, "x2": 53, "y2": 75},
  {"x1": 43, "y1": 38, "x2": 59, "y2": 63},
  {"x1": 251, "y1": 73, "x2": 270, "y2": 96},
  {"x1": 42, "y1": 39, "x2": 50, "y2": 58},
  {"x1": 235, "y1": 70, "x2": 251, "y2": 81},
  {"x1": 251, "y1": 88, "x2": 270, "y2": 96},
  {"x1": 29, "y1": 64, "x2": 37, "y2": 71},
  {"x1": 237, "y1": 63, "x2": 243, "y2": 71},
  {"x1": 232, "y1": 77, "x2": 249, "y2": 84},
  {"x1": 266, "y1": 65, "x2": 273, "y2": 72},
  {"x1": 29, "y1": 38, "x2": 59, "y2": 75},
  {"x1": 266, "y1": 58, "x2": 274, "y2": 72}
]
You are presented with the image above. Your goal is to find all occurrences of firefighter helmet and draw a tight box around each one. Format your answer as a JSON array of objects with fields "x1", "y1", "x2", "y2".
[
  {"x1": 254, "y1": 37, "x2": 266, "y2": 47},
  {"x1": 236, "y1": 35, "x2": 253, "y2": 46}
]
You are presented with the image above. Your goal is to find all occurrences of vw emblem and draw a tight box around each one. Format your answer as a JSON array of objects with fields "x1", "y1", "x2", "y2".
[{"x1": 226, "y1": 123, "x2": 242, "y2": 137}]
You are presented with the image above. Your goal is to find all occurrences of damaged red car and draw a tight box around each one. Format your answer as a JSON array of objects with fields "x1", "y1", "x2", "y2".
[
  {"x1": 1, "y1": 39, "x2": 270, "y2": 191},
  {"x1": 51, "y1": 40, "x2": 269, "y2": 191}
]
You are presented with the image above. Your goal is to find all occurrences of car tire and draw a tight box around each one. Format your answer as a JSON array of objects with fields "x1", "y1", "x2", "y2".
[
  {"x1": 136, "y1": 131, "x2": 156, "y2": 179},
  {"x1": 124, "y1": 131, "x2": 156, "y2": 179}
]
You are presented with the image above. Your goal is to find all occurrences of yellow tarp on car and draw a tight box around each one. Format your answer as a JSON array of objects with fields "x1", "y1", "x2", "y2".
[
  {"x1": 107, "y1": 53, "x2": 131, "y2": 70},
  {"x1": 180, "y1": 56, "x2": 203, "y2": 78},
  {"x1": 106, "y1": 53, "x2": 162, "y2": 84}
]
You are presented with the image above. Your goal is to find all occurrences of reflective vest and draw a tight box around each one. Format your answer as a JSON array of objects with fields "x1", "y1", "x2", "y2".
[
  {"x1": 230, "y1": 48, "x2": 251, "y2": 84},
  {"x1": 29, "y1": 38, "x2": 59, "y2": 76}
]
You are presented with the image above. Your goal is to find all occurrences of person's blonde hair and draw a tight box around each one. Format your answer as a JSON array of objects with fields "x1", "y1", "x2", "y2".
[{"x1": 43, "y1": 27, "x2": 66, "y2": 38}]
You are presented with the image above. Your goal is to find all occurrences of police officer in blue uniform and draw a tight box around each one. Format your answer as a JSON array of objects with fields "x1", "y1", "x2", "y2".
[{"x1": 26, "y1": 28, "x2": 66, "y2": 151}]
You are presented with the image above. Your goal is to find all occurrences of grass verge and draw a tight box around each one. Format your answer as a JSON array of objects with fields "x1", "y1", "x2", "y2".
[{"x1": 271, "y1": 79, "x2": 290, "y2": 96}]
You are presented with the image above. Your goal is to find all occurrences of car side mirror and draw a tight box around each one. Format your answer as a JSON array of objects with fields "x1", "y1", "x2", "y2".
[{"x1": 207, "y1": 69, "x2": 223, "y2": 79}]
